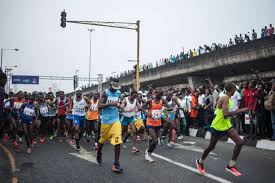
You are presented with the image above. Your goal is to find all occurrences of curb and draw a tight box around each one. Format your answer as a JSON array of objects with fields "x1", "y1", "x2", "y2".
[
  {"x1": 188, "y1": 128, "x2": 275, "y2": 151},
  {"x1": 0, "y1": 143, "x2": 18, "y2": 183}
]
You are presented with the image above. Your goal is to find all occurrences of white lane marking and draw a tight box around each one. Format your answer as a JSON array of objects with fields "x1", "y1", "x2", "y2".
[
  {"x1": 174, "y1": 143, "x2": 217, "y2": 156},
  {"x1": 256, "y1": 140, "x2": 275, "y2": 151},
  {"x1": 152, "y1": 153, "x2": 232, "y2": 183},
  {"x1": 182, "y1": 141, "x2": 196, "y2": 145},
  {"x1": 66, "y1": 140, "x2": 98, "y2": 164}
]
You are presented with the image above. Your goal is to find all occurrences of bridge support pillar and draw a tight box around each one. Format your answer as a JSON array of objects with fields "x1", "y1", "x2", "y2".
[{"x1": 187, "y1": 76, "x2": 203, "y2": 89}]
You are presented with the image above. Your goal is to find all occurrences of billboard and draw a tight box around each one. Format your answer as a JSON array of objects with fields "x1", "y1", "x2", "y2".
[{"x1": 12, "y1": 75, "x2": 39, "y2": 85}]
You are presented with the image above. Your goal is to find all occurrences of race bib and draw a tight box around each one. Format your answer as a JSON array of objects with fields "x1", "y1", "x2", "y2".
[
  {"x1": 152, "y1": 110, "x2": 161, "y2": 119},
  {"x1": 75, "y1": 106, "x2": 85, "y2": 113},
  {"x1": 14, "y1": 102, "x2": 23, "y2": 109},
  {"x1": 24, "y1": 107, "x2": 35, "y2": 116},
  {"x1": 90, "y1": 104, "x2": 98, "y2": 111},
  {"x1": 40, "y1": 106, "x2": 48, "y2": 115},
  {"x1": 106, "y1": 96, "x2": 119, "y2": 104},
  {"x1": 244, "y1": 113, "x2": 250, "y2": 125}
]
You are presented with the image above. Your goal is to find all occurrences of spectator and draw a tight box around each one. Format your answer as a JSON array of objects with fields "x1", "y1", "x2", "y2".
[
  {"x1": 231, "y1": 87, "x2": 242, "y2": 134},
  {"x1": 204, "y1": 89, "x2": 213, "y2": 130},
  {"x1": 197, "y1": 88, "x2": 205, "y2": 129},
  {"x1": 268, "y1": 24, "x2": 274, "y2": 36},
  {"x1": 198, "y1": 46, "x2": 204, "y2": 55},
  {"x1": 261, "y1": 28, "x2": 265, "y2": 38},
  {"x1": 229, "y1": 38, "x2": 234, "y2": 46},
  {"x1": 204, "y1": 45, "x2": 211, "y2": 53},
  {"x1": 252, "y1": 29, "x2": 257, "y2": 40},
  {"x1": 244, "y1": 34, "x2": 250, "y2": 42},
  {"x1": 189, "y1": 49, "x2": 193, "y2": 58},
  {"x1": 269, "y1": 79, "x2": 275, "y2": 140},
  {"x1": 247, "y1": 80, "x2": 259, "y2": 140},
  {"x1": 193, "y1": 49, "x2": 198, "y2": 57},
  {"x1": 234, "y1": 35, "x2": 239, "y2": 44},
  {"x1": 239, "y1": 34, "x2": 244, "y2": 43},
  {"x1": 264, "y1": 26, "x2": 268, "y2": 37},
  {"x1": 190, "y1": 90, "x2": 198, "y2": 128}
]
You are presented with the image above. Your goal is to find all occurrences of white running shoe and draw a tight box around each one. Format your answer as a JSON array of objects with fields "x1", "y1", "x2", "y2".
[
  {"x1": 167, "y1": 142, "x2": 173, "y2": 147},
  {"x1": 145, "y1": 149, "x2": 154, "y2": 163},
  {"x1": 158, "y1": 138, "x2": 162, "y2": 146},
  {"x1": 177, "y1": 135, "x2": 184, "y2": 140}
]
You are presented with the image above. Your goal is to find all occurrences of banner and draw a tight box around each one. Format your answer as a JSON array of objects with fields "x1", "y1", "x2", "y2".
[{"x1": 12, "y1": 75, "x2": 39, "y2": 85}]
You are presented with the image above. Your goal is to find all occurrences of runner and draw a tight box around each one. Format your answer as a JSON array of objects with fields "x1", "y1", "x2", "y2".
[
  {"x1": 196, "y1": 82, "x2": 248, "y2": 176},
  {"x1": 71, "y1": 88, "x2": 90, "y2": 151},
  {"x1": 10, "y1": 91, "x2": 25, "y2": 148},
  {"x1": 20, "y1": 95, "x2": 36, "y2": 154},
  {"x1": 47, "y1": 92, "x2": 57, "y2": 140},
  {"x1": 65, "y1": 96, "x2": 75, "y2": 144},
  {"x1": 120, "y1": 90, "x2": 141, "y2": 153},
  {"x1": 86, "y1": 93, "x2": 100, "y2": 149},
  {"x1": 142, "y1": 89, "x2": 171, "y2": 162},
  {"x1": 97, "y1": 78, "x2": 123, "y2": 173},
  {"x1": 36, "y1": 93, "x2": 49, "y2": 144},
  {"x1": 56, "y1": 91, "x2": 67, "y2": 143}
]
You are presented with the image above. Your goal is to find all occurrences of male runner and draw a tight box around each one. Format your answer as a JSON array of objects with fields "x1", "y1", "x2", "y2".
[
  {"x1": 20, "y1": 95, "x2": 36, "y2": 154},
  {"x1": 196, "y1": 82, "x2": 248, "y2": 176},
  {"x1": 97, "y1": 78, "x2": 123, "y2": 173},
  {"x1": 142, "y1": 90, "x2": 171, "y2": 162},
  {"x1": 71, "y1": 88, "x2": 90, "y2": 151},
  {"x1": 56, "y1": 91, "x2": 67, "y2": 143},
  {"x1": 120, "y1": 90, "x2": 141, "y2": 153},
  {"x1": 86, "y1": 93, "x2": 100, "y2": 149}
]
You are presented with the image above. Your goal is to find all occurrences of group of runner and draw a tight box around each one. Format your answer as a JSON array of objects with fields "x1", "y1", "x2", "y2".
[{"x1": 2, "y1": 78, "x2": 248, "y2": 176}]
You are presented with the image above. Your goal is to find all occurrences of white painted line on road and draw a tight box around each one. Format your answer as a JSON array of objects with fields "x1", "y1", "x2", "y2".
[
  {"x1": 174, "y1": 143, "x2": 217, "y2": 156},
  {"x1": 66, "y1": 140, "x2": 98, "y2": 164},
  {"x1": 152, "y1": 153, "x2": 232, "y2": 183},
  {"x1": 256, "y1": 140, "x2": 275, "y2": 151},
  {"x1": 226, "y1": 136, "x2": 244, "y2": 145},
  {"x1": 182, "y1": 141, "x2": 196, "y2": 145}
]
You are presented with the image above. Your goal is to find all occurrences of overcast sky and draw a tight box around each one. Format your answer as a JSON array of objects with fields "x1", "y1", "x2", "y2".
[{"x1": 1, "y1": 0, "x2": 275, "y2": 93}]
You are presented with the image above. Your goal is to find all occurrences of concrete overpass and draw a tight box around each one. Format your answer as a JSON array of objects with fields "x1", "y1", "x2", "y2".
[{"x1": 83, "y1": 35, "x2": 275, "y2": 94}]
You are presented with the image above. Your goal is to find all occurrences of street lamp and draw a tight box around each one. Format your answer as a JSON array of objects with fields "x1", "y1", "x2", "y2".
[
  {"x1": 1, "y1": 48, "x2": 19, "y2": 68},
  {"x1": 5, "y1": 65, "x2": 18, "y2": 93},
  {"x1": 88, "y1": 28, "x2": 95, "y2": 87}
]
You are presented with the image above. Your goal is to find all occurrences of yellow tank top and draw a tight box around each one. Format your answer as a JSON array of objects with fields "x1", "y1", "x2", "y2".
[{"x1": 211, "y1": 98, "x2": 233, "y2": 131}]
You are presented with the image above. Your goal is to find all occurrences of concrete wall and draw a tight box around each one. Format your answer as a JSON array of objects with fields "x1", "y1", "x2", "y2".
[{"x1": 82, "y1": 36, "x2": 275, "y2": 93}]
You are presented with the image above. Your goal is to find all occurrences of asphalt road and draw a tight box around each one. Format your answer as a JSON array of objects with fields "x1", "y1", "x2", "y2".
[{"x1": 1, "y1": 136, "x2": 275, "y2": 183}]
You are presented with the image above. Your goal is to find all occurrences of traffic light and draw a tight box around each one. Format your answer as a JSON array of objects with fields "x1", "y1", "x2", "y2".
[
  {"x1": 73, "y1": 75, "x2": 78, "y2": 90},
  {"x1": 60, "y1": 10, "x2": 67, "y2": 28}
]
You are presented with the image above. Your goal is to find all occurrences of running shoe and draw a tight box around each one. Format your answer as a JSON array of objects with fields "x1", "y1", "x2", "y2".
[
  {"x1": 132, "y1": 146, "x2": 140, "y2": 153},
  {"x1": 112, "y1": 164, "x2": 123, "y2": 173},
  {"x1": 49, "y1": 135, "x2": 54, "y2": 140},
  {"x1": 27, "y1": 148, "x2": 32, "y2": 154},
  {"x1": 96, "y1": 151, "x2": 102, "y2": 164},
  {"x1": 177, "y1": 135, "x2": 184, "y2": 140},
  {"x1": 70, "y1": 140, "x2": 75, "y2": 145},
  {"x1": 167, "y1": 142, "x2": 173, "y2": 147},
  {"x1": 226, "y1": 166, "x2": 242, "y2": 176},
  {"x1": 12, "y1": 141, "x2": 19, "y2": 149},
  {"x1": 145, "y1": 149, "x2": 154, "y2": 163},
  {"x1": 196, "y1": 159, "x2": 205, "y2": 175},
  {"x1": 94, "y1": 143, "x2": 98, "y2": 151},
  {"x1": 158, "y1": 137, "x2": 162, "y2": 146},
  {"x1": 40, "y1": 137, "x2": 45, "y2": 144},
  {"x1": 76, "y1": 145, "x2": 80, "y2": 151},
  {"x1": 18, "y1": 137, "x2": 23, "y2": 143}
]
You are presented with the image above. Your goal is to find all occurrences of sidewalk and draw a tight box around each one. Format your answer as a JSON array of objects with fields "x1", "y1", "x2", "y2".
[{"x1": 188, "y1": 128, "x2": 275, "y2": 151}]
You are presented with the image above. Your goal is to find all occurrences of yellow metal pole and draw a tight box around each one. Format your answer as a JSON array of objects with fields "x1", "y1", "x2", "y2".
[{"x1": 136, "y1": 20, "x2": 140, "y2": 91}]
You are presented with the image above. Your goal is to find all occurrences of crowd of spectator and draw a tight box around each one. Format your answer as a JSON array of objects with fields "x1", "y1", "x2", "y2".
[
  {"x1": 137, "y1": 78, "x2": 275, "y2": 140},
  {"x1": 106, "y1": 24, "x2": 274, "y2": 82}
]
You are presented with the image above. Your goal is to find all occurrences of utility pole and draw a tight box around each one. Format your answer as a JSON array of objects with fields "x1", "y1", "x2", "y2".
[{"x1": 88, "y1": 28, "x2": 95, "y2": 87}]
